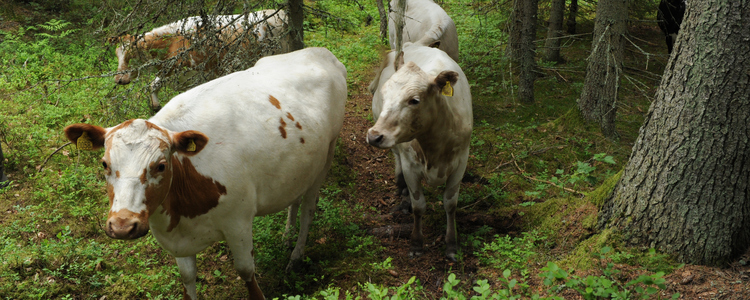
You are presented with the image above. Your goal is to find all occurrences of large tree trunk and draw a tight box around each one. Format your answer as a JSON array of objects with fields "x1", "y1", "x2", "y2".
[
  {"x1": 544, "y1": 0, "x2": 565, "y2": 63},
  {"x1": 578, "y1": 0, "x2": 627, "y2": 139},
  {"x1": 567, "y1": 0, "x2": 578, "y2": 34},
  {"x1": 598, "y1": 0, "x2": 750, "y2": 266},
  {"x1": 288, "y1": 0, "x2": 305, "y2": 51},
  {"x1": 518, "y1": 0, "x2": 538, "y2": 104}
]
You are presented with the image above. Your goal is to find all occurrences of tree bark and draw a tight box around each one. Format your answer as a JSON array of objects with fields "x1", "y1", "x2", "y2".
[
  {"x1": 288, "y1": 0, "x2": 305, "y2": 51},
  {"x1": 567, "y1": 0, "x2": 578, "y2": 34},
  {"x1": 544, "y1": 0, "x2": 565, "y2": 63},
  {"x1": 376, "y1": 0, "x2": 388, "y2": 43},
  {"x1": 598, "y1": 0, "x2": 750, "y2": 266},
  {"x1": 578, "y1": 0, "x2": 627, "y2": 139},
  {"x1": 392, "y1": 0, "x2": 406, "y2": 55},
  {"x1": 0, "y1": 143, "x2": 7, "y2": 185},
  {"x1": 508, "y1": 0, "x2": 524, "y2": 63},
  {"x1": 518, "y1": 0, "x2": 538, "y2": 104}
]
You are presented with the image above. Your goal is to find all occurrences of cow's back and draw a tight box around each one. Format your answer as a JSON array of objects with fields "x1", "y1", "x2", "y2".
[
  {"x1": 388, "y1": 0, "x2": 459, "y2": 61},
  {"x1": 150, "y1": 47, "x2": 346, "y2": 214}
]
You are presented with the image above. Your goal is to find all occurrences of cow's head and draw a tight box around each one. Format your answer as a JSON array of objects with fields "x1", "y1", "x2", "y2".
[
  {"x1": 64, "y1": 120, "x2": 208, "y2": 239},
  {"x1": 111, "y1": 35, "x2": 139, "y2": 85},
  {"x1": 367, "y1": 52, "x2": 459, "y2": 148}
]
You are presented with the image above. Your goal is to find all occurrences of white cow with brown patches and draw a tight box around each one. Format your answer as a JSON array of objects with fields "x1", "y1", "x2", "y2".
[
  {"x1": 113, "y1": 9, "x2": 289, "y2": 112},
  {"x1": 367, "y1": 44, "x2": 472, "y2": 262},
  {"x1": 65, "y1": 47, "x2": 346, "y2": 300}
]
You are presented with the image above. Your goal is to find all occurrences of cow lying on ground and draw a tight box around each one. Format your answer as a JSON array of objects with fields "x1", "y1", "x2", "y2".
[
  {"x1": 657, "y1": 0, "x2": 685, "y2": 54},
  {"x1": 112, "y1": 9, "x2": 289, "y2": 112},
  {"x1": 65, "y1": 47, "x2": 346, "y2": 299},
  {"x1": 367, "y1": 43, "x2": 472, "y2": 261},
  {"x1": 388, "y1": 0, "x2": 459, "y2": 61}
]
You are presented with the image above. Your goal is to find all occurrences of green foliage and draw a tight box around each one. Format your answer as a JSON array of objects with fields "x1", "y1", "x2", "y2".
[
  {"x1": 476, "y1": 230, "x2": 548, "y2": 274},
  {"x1": 540, "y1": 247, "x2": 680, "y2": 300}
]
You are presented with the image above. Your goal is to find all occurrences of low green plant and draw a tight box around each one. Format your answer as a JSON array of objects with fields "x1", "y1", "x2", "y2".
[
  {"x1": 539, "y1": 247, "x2": 680, "y2": 299},
  {"x1": 476, "y1": 230, "x2": 547, "y2": 274}
]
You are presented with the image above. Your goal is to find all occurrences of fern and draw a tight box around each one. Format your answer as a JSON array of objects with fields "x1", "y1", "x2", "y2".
[{"x1": 35, "y1": 19, "x2": 77, "y2": 39}]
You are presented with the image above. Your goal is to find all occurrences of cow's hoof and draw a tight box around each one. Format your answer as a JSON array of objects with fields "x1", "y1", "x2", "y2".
[
  {"x1": 390, "y1": 200, "x2": 411, "y2": 215},
  {"x1": 408, "y1": 250, "x2": 423, "y2": 258},
  {"x1": 446, "y1": 253, "x2": 458, "y2": 263},
  {"x1": 151, "y1": 105, "x2": 162, "y2": 113}
]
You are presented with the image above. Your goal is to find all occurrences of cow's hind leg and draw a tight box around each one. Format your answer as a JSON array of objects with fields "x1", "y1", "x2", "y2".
[
  {"x1": 287, "y1": 139, "x2": 336, "y2": 271},
  {"x1": 283, "y1": 202, "x2": 300, "y2": 249},
  {"x1": 176, "y1": 256, "x2": 198, "y2": 300},
  {"x1": 226, "y1": 223, "x2": 265, "y2": 300}
]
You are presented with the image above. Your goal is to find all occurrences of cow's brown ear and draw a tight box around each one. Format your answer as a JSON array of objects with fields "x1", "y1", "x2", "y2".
[
  {"x1": 172, "y1": 130, "x2": 209, "y2": 156},
  {"x1": 432, "y1": 71, "x2": 459, "y2": 96},
  {"x1": 394, "y1": 51, "x2": 405, "y2": 71},
  {"x1": 64, "y1": 124, "x2": 108, "y2": 150}
]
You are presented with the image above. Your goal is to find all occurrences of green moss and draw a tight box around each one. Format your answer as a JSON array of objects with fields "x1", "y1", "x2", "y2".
[
  {"x1": 587, "y1": 169, "x2": 623, "y2": 208},
  {"x1": 557, "y1": 229, "x2": 616, "y2": 270},
  {"x1": 547, "y1": 107, "x2": 594, "y2": 133}
]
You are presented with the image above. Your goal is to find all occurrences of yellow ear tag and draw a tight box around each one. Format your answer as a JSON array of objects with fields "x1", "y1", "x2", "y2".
[
  {"x1": 77, "y1": 131, "x2": 93, "y2": 151},
  {"x1": 186, "y1": 139, "x2": 196, "y2": 152},
  {"x1": 441, "y1": 81, "x2": 454, "y2": 97}
]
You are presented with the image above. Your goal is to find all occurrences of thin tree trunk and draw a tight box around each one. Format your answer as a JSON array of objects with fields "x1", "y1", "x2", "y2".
[
  {"x1": 567, "y1": 0, "x2": 578, "y2": 35},
  {"x1": 518, "y1": 0, "x2": 538, "y2": 104},
  {"x1": 508, "y1": 0, "x2": 524, "y2": 63},
  {"x1": 544, "y1": 0, "x2": 565, "y2": 63},
  {"x1": 393, "y1": 0, "x2": 406, "y2": 54},
  {"x1": 288, "y1": 0, "x2": 305, "y2": 51},
  {"x1": 578, "y1": 0, "x2": 627, "y2": 139},
  {"x1": 376, "y1": 0, "x2": 388, "y2": 43},
  {"x1": 598, "y1": 0, "x2": 750, "y2": 266},
  {"x1": 0, "y1": 143, "x2": 7, "y2": 184}
]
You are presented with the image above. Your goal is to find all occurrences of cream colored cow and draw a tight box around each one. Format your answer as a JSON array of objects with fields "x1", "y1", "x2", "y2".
[{"x1": 367, "y1": 43, "x2": 472, "y2": 262}]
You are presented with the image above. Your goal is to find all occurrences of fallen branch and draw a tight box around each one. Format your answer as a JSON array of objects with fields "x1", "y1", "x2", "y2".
[{"x1": 38, "y1": 142, "x2": 72, "y2": 173}]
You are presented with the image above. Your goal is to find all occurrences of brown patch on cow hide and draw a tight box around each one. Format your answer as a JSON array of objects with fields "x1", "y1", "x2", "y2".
[
  {"x1": 106, "y1": 183, "x2": 115, "y2": 207},
  {"x1": 279, "y1": 117, "x2": 287, "y2": 139},
  {"x1": 106, "y1": 119, "x2": 136, "y2": 139},
  {"x1": 295, "y1": 122, "x2": 302, "y2": 130},
  {"x1": 115, "y1": 170, "x2": 120, "y2": 178},
  {"x1": 161, "y1": 156, "x2": 226, "y2": 232},
  {"x1": 269, "y1": 95, "x2": 281, "y2": 109},
  {"x1": 286, "y1": 112, "x2": 295, "y2": 121},
  {"x1": 300, "y1": 137, "x2": 305, "y2": 144},
  {"x1": 140, "y1": 168, "x2": 148, "y2": 184},
  {"x1": 145, "y1": 121, "x2": 170, "y2": 150}
]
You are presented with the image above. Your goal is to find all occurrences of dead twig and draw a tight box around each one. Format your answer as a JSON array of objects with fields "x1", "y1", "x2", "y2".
[{"x1": 38, "y1": 142, "x2": 72, "y2": 173}]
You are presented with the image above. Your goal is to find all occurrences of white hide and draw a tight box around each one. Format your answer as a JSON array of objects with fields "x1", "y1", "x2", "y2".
[{"x1": 388, "y1": 0, "x2": 459, "y2": 61}]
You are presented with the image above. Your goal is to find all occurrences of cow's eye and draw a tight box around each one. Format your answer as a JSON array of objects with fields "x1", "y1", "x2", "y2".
[
  {"x1": 157, "y1": 163, "x2": 166, "y2": 172},
  {"x1": 408, "y1": 98, "x2": 420, "y2": 105},
  {"x1": 102, "y1": 161, "x2": 108, "y2": 170}
]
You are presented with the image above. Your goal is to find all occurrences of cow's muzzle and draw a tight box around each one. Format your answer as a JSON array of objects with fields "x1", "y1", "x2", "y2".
[
  {"x1": 367, "y1": 128, "x2": 392, "y2": 148},
  {"x1": 105, "y1": 213, "x2": 149, "y2": 240}
]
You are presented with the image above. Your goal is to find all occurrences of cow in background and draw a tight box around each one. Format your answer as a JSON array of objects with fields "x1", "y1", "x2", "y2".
[
  {"x1": 657, "y1": 0, "x2": 686, "y2": 54},
  {"x1": 112, "y1": 9, "x2": 289, "y2": 112},
  {"x1": 367, "y1": 43, "x2": 472, "y2": 262},
  {"x1": 66, "y1": 47, "x2": 346, "y2": 299},
  {"x1": 388, "y1": 0, "x2": 459, "y2": 61}
]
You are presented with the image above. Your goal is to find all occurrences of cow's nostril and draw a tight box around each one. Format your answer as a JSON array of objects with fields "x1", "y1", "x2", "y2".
[
  {"x1": 128, "y1": 221, "x2": 139, "y2": 236},
  {"x1": 374, "y1": 135, "x2": 384, "y2": 143}
]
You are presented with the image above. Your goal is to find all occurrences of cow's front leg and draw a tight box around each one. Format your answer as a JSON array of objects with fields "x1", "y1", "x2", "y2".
[
  {"x1": 391, "y1": 148, "x2": 411, "y2": 214},
  {"x1": 442, "y1": 181, "x2": 461, "y2": 262},
  {"x1": 176, "y1": 256, "x2": 198, "y2": 300},
  {"x1": 226, "y1": 224, "x2": 265, "y2": 300},
  {"x1": 403, "y1": 170, "x2": 426, "y2": 258}
]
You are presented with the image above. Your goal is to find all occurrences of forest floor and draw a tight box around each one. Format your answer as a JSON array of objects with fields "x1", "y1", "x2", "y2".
[{"x1": 326, "y1": 25, "x2": 750, "y2": 300}]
